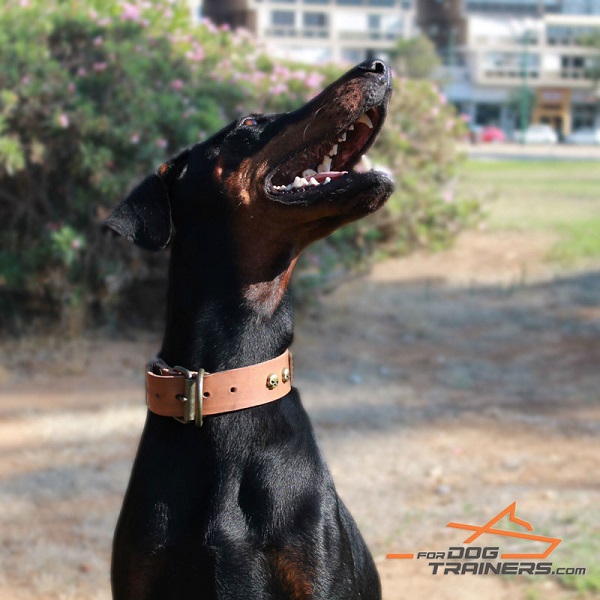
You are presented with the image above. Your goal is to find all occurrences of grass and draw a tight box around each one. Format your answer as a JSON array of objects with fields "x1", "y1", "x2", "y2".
[
  {"x1": 460, "y1": 159, "x2": 600, "y2": 594},
  {"x1": 460, "y1": 160, "x2": 600, "y2": 265},
  {"x1": 556, "y1": 533, "x2": 600, "y2": 594}
]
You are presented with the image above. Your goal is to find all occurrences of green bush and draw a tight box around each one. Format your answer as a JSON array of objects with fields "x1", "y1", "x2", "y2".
[
  {"x1": 0, "y1": 0, "x2": 478, "y2": 332},
  {"x1": 374, "y1": 78, "x2": 482, "y2": 252},
  {"x1": 296, "y1": 79, "x2": 481, "y2": 297}
]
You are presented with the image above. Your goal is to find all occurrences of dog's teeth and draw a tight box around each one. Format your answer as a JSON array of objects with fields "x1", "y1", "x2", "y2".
[
  {"x1": 339, "y1": 132, "x2": 347, "y2": 142},
  {"x1": 309, "y1": 177, "x2": 319, "y2": 186},
  {"x1": 356, "y1": 113, "x2": 374, "y2": 129},
  {"x1": 318, "y1": 155, "x2": 332, "y2": 173},
  {"x1": 292, "y1": 176, "x2": 309, "y2": 188},
  {"x1": 348, "y1": 124, "x2": 355, "y2": 131},
  {"x1": 353, "y1": 154, "x2": 372, "y2": 173},
  {"x1": 330, "y1": 144, "x2": 338, "y2": 157},
  {"x1": 303, "y1": 169, "x2": 317, "y2": 178},
  {"x1": 323, "y1": 177, "x2": 331, "y2": 185}
]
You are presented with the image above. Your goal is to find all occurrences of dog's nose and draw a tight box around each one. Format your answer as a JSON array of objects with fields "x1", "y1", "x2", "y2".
[{"x1": 358, "y1": 60, "x2": 388, "y2": 76}]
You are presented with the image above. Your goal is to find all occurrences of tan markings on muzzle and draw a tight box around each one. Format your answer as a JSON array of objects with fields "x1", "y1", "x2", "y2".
[{"x1": 223, "y1": 157, "x2": 270, "y2": 205}]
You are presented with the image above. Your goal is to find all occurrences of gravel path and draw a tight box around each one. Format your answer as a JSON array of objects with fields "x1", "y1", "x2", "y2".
[{"x1": 1, "y1": 230, "x2": 599, "y2": 599}]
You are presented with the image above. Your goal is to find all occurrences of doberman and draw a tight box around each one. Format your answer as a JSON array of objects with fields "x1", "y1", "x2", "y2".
[{"x1": 105, "y1": 60, "x2": 394, "y2": 599}]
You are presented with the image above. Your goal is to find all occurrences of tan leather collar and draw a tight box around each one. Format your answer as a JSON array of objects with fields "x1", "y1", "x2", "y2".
[{"x1": 146, "y1": 350, "x2": 292, "y2": 426}]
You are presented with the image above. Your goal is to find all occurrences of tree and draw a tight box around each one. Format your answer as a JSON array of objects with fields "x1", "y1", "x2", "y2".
[
  {"x1": 390, "y1": 35, "x2": 440, "y2": 80},
  {"x1": 580, "y1": 31, "x2": 600, "y2": 82}
]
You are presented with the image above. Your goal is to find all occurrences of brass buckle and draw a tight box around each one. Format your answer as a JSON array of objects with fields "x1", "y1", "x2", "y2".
[{"x1": 172, "y1": 366, "x2": 204, "y2": 427}]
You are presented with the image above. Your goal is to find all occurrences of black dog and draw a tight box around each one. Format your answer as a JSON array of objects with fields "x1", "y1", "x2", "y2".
[{"x1": 106, "y1": 60, "x2": 394, "y2": 599}]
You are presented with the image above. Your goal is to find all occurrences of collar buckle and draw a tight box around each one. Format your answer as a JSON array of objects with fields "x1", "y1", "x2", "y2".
[{"x1": 172, "y1": 366, "x2": 205, "y2": 427}]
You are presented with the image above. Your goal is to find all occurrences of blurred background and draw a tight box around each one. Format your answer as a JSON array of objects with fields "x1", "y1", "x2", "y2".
[{"x1": 0, "y1": 1, "x2": 599, "y2": 598}]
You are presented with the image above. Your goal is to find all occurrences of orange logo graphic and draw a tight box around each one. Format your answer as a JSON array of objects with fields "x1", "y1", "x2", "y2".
[
  {"x1": 446, "y1": 501, "x2": 561, "y2": 559},
  {"x1": 387, "y1": 502, "x2": 562, "y2": 560}
]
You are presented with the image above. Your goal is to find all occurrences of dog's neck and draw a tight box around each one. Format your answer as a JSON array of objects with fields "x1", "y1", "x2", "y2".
[{"x1": 159, "y1": 233, "x2": 295, "y2": 373}]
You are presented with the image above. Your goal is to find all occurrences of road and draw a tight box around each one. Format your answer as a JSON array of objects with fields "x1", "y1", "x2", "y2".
[{"x1": 462, "y1": 142, "x2": 600, "y2": 161}]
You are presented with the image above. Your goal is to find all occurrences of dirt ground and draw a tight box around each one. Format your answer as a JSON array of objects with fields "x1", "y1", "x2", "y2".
[{"x1": 1, "y1": 230, "x2": 599, "y2": 599}]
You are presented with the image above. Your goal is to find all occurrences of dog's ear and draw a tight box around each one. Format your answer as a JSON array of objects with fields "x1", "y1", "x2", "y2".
[
  {"x1": 104, "y1": 174, "x2": 173, "y2": 251},
  {"x1": 104, "y1": 150, "x2": 190, "y2": 251}
]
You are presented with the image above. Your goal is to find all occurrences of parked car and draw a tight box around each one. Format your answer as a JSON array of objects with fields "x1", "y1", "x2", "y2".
[
  {"x1": 481, "y1": 125, "x2": 506, "y2": 143},
  {"x1": 513, "y1": 124, "x2": 558, "y2": 144},
  {"x1": 565, "y1": 127, "x2": 600, "y2": 145}
]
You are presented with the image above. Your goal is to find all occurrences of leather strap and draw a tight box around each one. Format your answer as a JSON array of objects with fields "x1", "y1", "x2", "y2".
[{"x1": 146, "y1": 350, "x2": 292, "y2": 424}]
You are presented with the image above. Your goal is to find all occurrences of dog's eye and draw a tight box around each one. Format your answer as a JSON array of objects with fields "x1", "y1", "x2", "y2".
[{"x1": 242, "y1": 117, "x2": 258, "y2": 126}]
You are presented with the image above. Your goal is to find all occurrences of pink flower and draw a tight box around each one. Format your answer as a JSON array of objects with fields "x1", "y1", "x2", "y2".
[
  {"x1": 270, "y1": 83, "x2": 288, "y2": 95},
  {"x1": 71, "y1": 239, "x2": 82, "y2": 250},
  {"x1": 77, "y1": 67, "x2": 88, "y2": 77},
  {"x1": 186, "y1": 45, "x2": 205, "y2": 62},
  {"x1": 68, "y1": 82, "x2": 75, "y2": 93},
  {"x1": 235, "y1": 28, "x2": 252, "y2": 40},
  {"x1": 93, "y1": 36, "x2": 104, "y2": 46},
  {"x1": 58, "y1": 113, "x2": 69, "y2": 128},
  {"x1": 305, "y1": 72, "x2": 324, "y2": 89},
  {"x1": 156, "y1": 138, "x2": 168, "y2": 149},
  {"x1": 219, "y1": 23, "x2": 231, "y2": 32},
  {"x1": 274, "y1": 65, "x2": 291, "y2": 79},
  {"x1": 201, "y1": 18, "x2": 218, "y2": 34},
  {"x1": 130, "y1": 132, "x2": 140, "y2": 144},
  {"x1": 121, "y1": 2, "x2": 141, "y2": 22},
  {"x1": 170, "y1": 79, "x2": 184, "y2": 90},
  {"x1": 93, "y1": 62, "x2": 107, "y2": 72},
  {"x1": 442, "y1": 189, "x2": 454, "y2": 203}
]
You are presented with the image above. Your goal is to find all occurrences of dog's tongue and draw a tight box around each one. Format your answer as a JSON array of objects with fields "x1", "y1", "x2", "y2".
[{"x1": 313, "y1": 171, "x2": 347, "y2": 183}]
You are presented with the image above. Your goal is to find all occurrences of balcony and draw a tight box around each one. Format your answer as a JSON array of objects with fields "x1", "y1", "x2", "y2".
[
  {"x1": 336, "y1": 29, "x2": 399, "y2": 41},
  {"x1": 264, "y1": 26, "x2": 330, "y2": 37}
]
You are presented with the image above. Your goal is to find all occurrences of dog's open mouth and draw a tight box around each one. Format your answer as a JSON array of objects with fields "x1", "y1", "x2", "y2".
[{"x1": 266, "y1": 104, "x2": 385, "y2": 198}]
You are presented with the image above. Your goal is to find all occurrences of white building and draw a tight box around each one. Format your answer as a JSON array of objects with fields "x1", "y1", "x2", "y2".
[
  {"x1": 202, "y1": 0, "x2": 417, "y2": 64},
  {"x1": 419, "y1": 0, "x2": 600, "y2": 135},
  {"x1": 200, "y1": 0, "x2": 600, "y2": 134}
]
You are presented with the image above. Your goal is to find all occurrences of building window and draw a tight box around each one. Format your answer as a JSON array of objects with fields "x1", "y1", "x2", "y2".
[
  {"x1": 547, "y1": 24, "x2": 599, "y2": 45},
  {"x1": 560, "y1": 54, "x2": 594, "y2": 78},
  {"x1": 304, "y1": 12, "x2": 328, "y2": 27},
  {"x1": 337, "y1": 0, "x2": 363, "y2": 5},
  {"x1": 368, "y1": 0, "x2": 395, "y2": 6},
  {"x1": 271, "y1": 10, "x2": 295, "y2": 26},
  {"x1": 368, "y1": 14, "x2": 381, "y2": 29},
  {"x1": 304, "y1": 0, "x2": 329, "y2": 4},
  {"x1": 572, "y1": 104, "x2": 598, "y2": 129},
  {"x1": 342, "y1": 48, "x2": 367, "y2": 62},
  {"x1": 465, "y1": 0, "x2": 558, "y2": 15},
  {"x1": 563, "y1": 0, "x2": 600, "y2": 14}
]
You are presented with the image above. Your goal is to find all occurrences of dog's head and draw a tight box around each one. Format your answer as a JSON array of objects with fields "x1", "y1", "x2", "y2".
[{"x1": 106, "y1": 60, "x2": 394, "y2": 276}]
